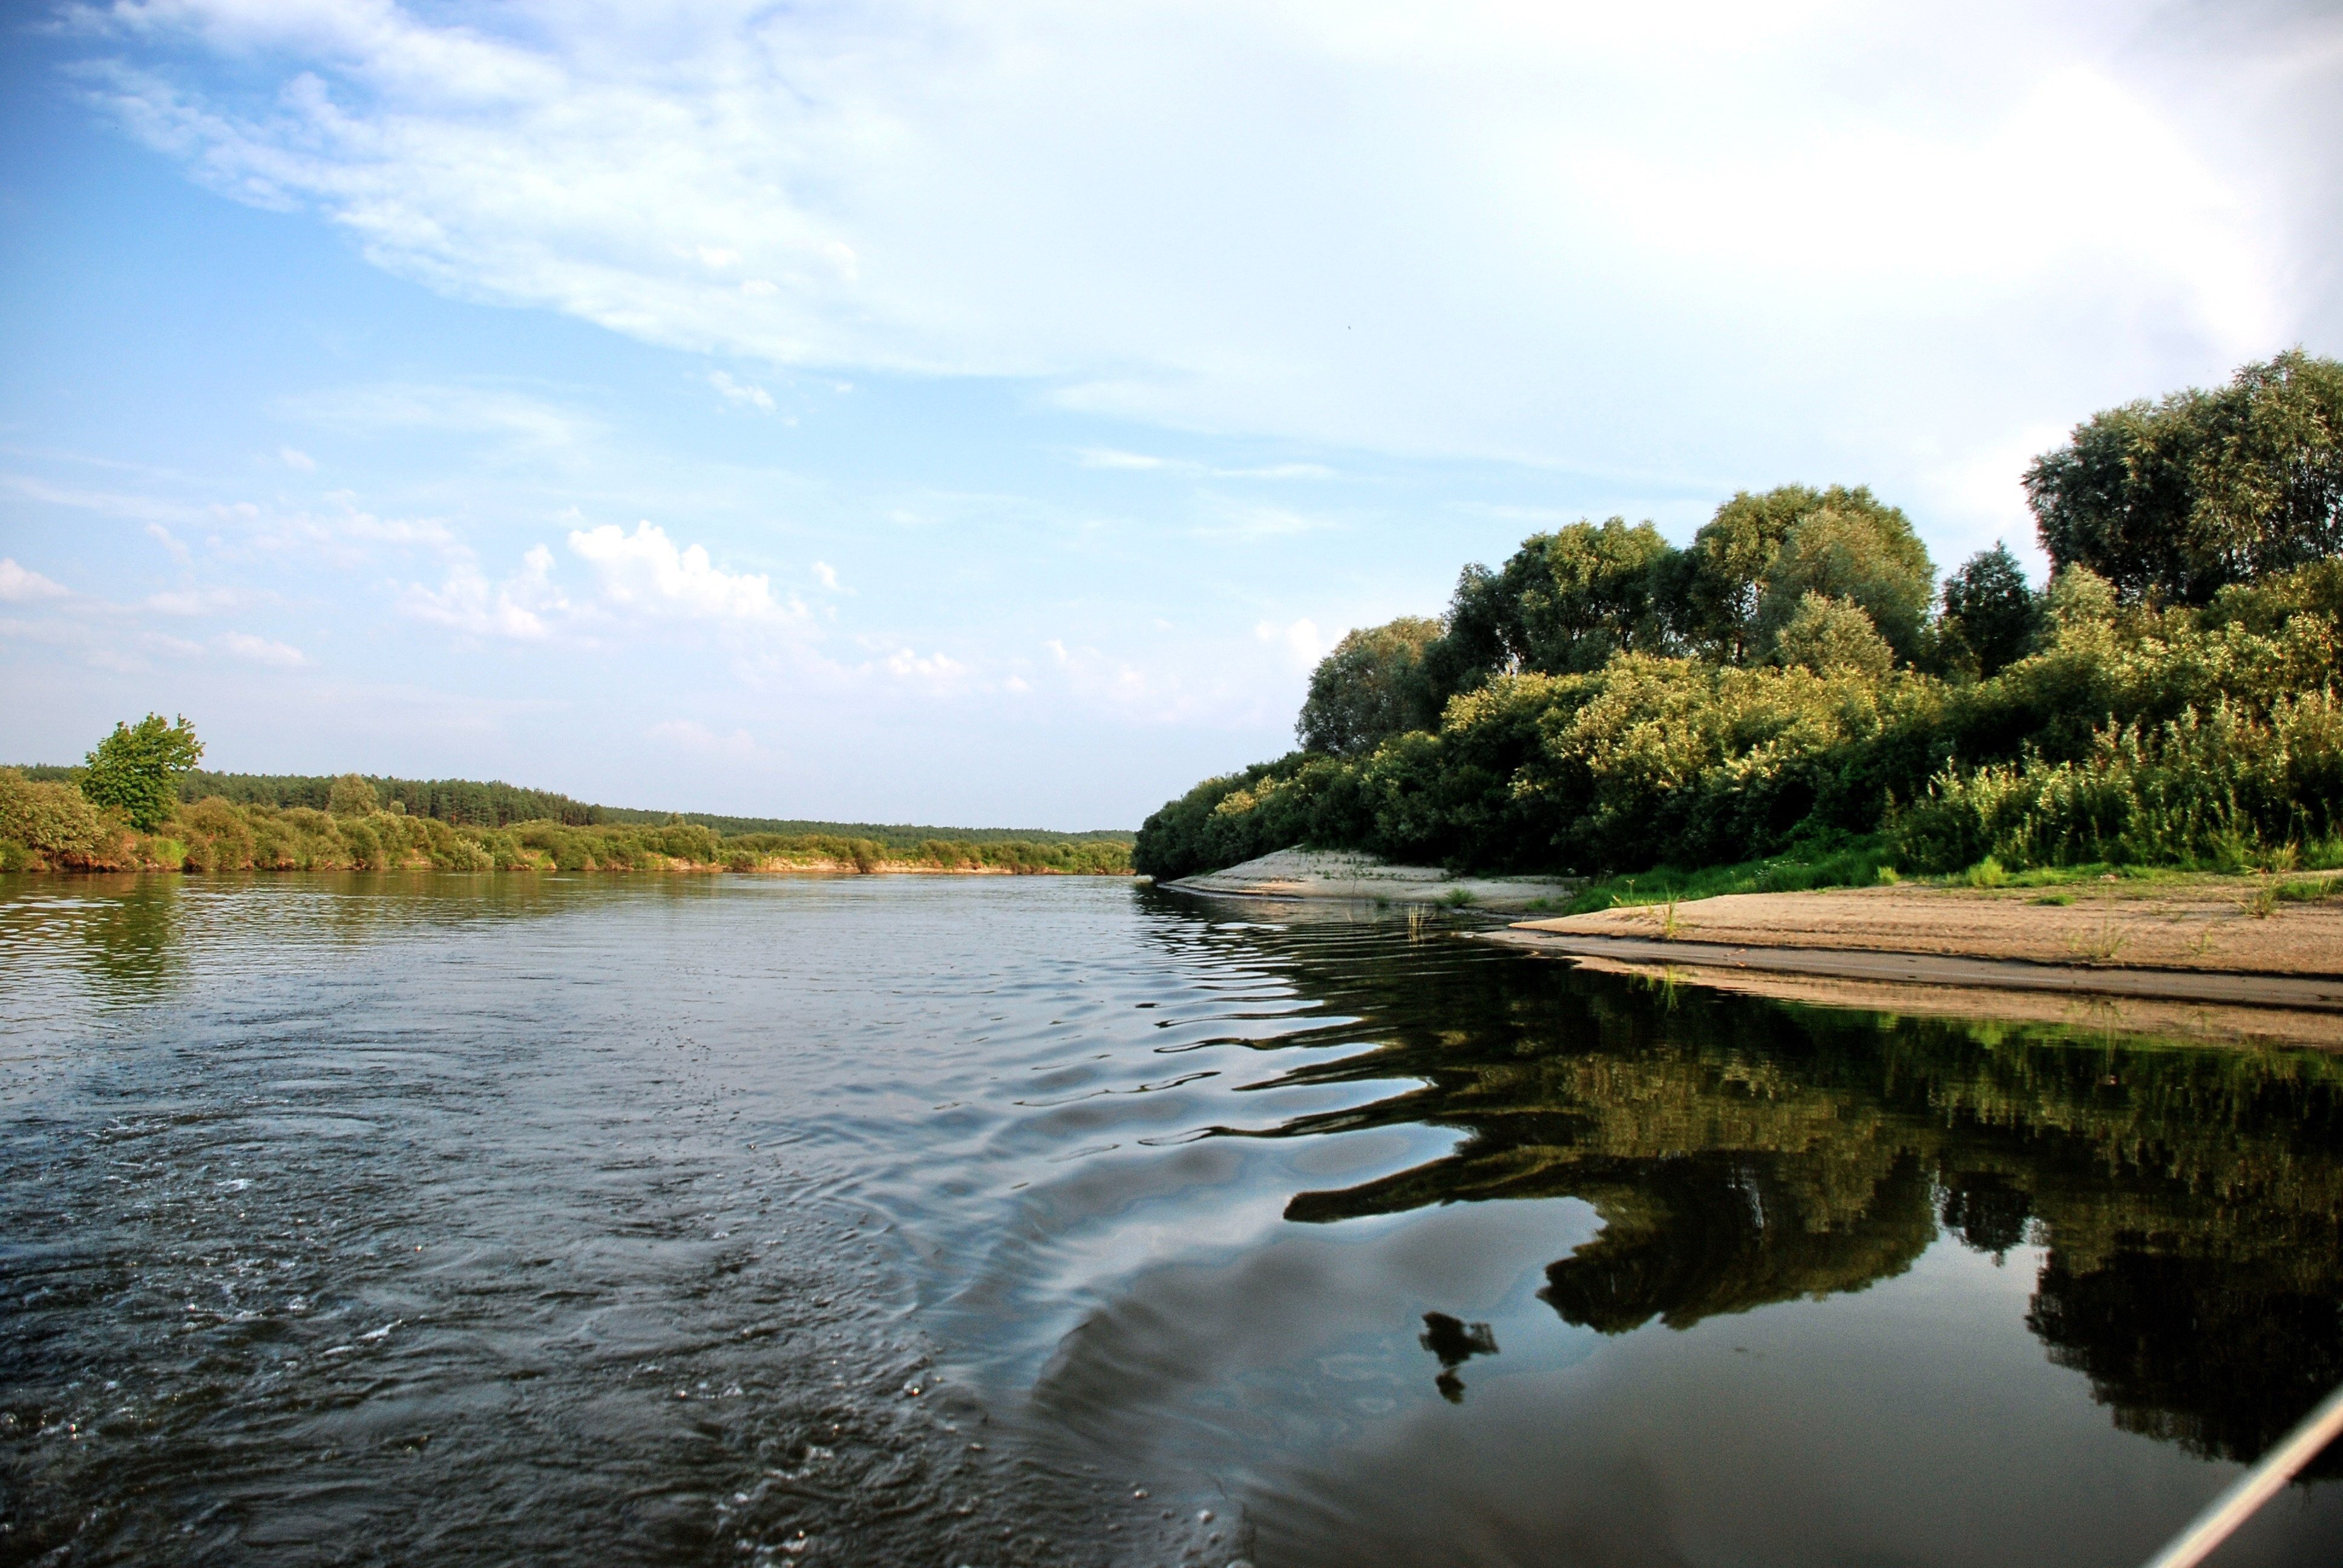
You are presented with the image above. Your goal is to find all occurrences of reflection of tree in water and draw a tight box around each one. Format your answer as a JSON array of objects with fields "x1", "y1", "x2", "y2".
[
  {"x1": 1182, "y1": 913, "x2": 2343, "y2": 1474},
  {"x1": 1419, "y1": 1312, "x2": 1499, "y2": 1403},
  {"x1": 74, "y1": 877, "x2": 185, "y2": 1000}
]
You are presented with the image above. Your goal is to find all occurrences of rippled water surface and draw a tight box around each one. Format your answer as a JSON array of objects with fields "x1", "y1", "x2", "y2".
[{"x1": 5, "y1": 873, "x2": 2342, "y2": 1567}]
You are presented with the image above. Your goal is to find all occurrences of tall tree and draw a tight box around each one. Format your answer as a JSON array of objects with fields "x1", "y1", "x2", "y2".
[
  {"x1": 82, "y1": 714, "x2": 203, "y2": 831},
  {"x1": 1502, "y1": 518, "x2": 1681, "y2": 674},
  {"x1": 1297, "y1": 617, "x2": 1446, "y2": 757},
  {"x1": 2026, "y1": 351, "x2": 2343, "y2": 604},
  {"x1": 1685, "y1": 485, "x2": 1915, "y2": 661},
  {"x1": 1939, "y1": 543, "x2": 2037, "y2": 677},
  {"x1": 1753, "y1": 501, "x2": 1936, "y2": 664}
]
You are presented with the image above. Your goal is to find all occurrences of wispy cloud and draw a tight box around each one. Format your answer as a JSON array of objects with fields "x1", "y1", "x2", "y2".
[
  {"x1": 646, "y1": 719, "x2": 756, "y2": 758},
  {"x1": 3, "y1": 471, "x2": 203, "y2": 523},
  {"x1": 708, "y1": 370, "x2": 775, "y2": 413},
  {"x1": 145, "y1": 521, "x2": 192, "y2": 563},
  {"x1": 0, "y1": 558, "x2": 70, "y2": 602},
  {"x1": 282, "y1": 383, "x2": 594, "y2": 449},
  {"x1": 69, "y1": 0, "x2": 2336, "y2": 544},
  {"x1": 218, "y1": 629, "x2": 305, "y2": 666}
]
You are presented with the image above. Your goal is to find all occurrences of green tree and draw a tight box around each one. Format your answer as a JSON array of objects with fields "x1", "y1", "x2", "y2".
[
  {"x1": 1773, "y1": 592, "x2": 1894, "y2": 678},
  {"x1": 1938, "y1": 543, "x2": 2038, "y2": 678},
  {"x1": 2026, "y1": 351, "x2": 2343, "y2": 604},
  {"x1": 1414, "y1": 518, "x2": 1687, "y2": 708},
  {"x1": 328, "y1": 773, "x2": 379, "y2": 816},
  {"x1": 1754, "y1": 503, "x2": 1935, "y2": 664},
  {"x1": 81, "y1": 714, "x2": 203, "y2": 831},
  {"x1": 1685, "y1": 485, "x2": 1917, "y2": 662},
  {"x1": 1501, "y1": 518, "x2": 1682, "y2": 675},
  {"x1": 1299, "y1": 616, "x2": 1446, "y2": 757}
]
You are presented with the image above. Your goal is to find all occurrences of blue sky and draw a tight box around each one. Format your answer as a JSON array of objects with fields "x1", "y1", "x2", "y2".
[{"x1": 3, "y1": 1, "x2": 2338, "y2": 829}]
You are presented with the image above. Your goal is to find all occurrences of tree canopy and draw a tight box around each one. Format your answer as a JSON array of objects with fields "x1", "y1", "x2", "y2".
[
  {"x1": 1939, "y1": 543, "x2": 2037, "y2": 678},
  {"x1": 2026, "y1": 350, "x2": 2343, "y2": 604},
  {"x1": 1296, "y1": 616, "x2": 1444, "y2": 757},
  {"x1": 81, "y1": 714, "x2": 203, "y2": 832},
  {"x1": 1752, "y1": 500, "x2": 1934, "y2": 665}
]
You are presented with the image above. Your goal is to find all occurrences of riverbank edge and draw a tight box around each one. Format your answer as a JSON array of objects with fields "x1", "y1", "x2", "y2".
[
  {"x1": 1496, "y1": 879, "x2": 2343, "y2": 1021},
  {"x1": 1, "y1": 858, "x2": 1141, "y2": 878},
  {"x1": 1158, "y1": 846, "x2": 1581, "y2": 909},
  {"x1": 1488, "y1": 928, "x2": 2343, "y2": 1013}
]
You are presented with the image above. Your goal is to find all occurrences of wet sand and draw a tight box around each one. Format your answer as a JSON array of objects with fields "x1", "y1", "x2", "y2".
[{"x1": 1499, "y1": 878, "x2": 2343, "y2": 1035}]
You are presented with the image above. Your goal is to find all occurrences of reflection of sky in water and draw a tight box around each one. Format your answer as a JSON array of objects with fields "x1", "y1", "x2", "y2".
[{"x1": 2, "y1": 875, "x2": 2339, "y2": 1567}]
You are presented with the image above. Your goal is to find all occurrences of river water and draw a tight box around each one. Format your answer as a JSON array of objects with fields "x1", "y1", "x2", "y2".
[{"x1": 3, "y1": 873, "x2": 2340, "y2": 1568}]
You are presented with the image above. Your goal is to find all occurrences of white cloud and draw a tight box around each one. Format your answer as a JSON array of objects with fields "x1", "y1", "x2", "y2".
[
  {"x1": 145, "y1": 586, "x2": 247, "y2": 615},
  {"x1": 218, "y1": 629, "x2": 305, "y2": 666},
  {"x1": 3, "y1": 471, "x2": 202, "y2": 523},
  {"x1": 280, "y1": 445, "x2": 316, "y2": 470},
  {"x1": 0, "y1": 558, "x2": 69, "y2": 602},
  {"x1": 880, "y1": 647, "x2": 968, "y2": 682},
  {"x1": 1199, "y1": 500, "x2": 1331, "y2": 540},
  {"x1": 1078, "y1": 448, "x2": 1170, "y2": 471},
  {"x1": 646, "y1": 718, "x2": 756, "y2": 758},
  {"x1": 342, "y1": 511, "x2": 457, "y2": 549},
  {"x1": 810, "y1": 560, "x2": 839, "y2": 590},
  {"x1": 145, "y1": 521, "x2": 193, "y2": 563},
  {"x1": 401, "y1": 544, "x2": 567, "y2": 639},
  {"x1": 1256, "y1": 616, "x2": 1322, "y2": 668},
  {"x1": 566, "y1": 521, "x2": 791, "y2": 622},
  {"x1": 74, "y1": 1, "x2": 2336, "y2": 517},
  {"x1": 283, "y1": 383, "x2": 592, "y2": 448},
  {"x1": 709, "y1": 370, "x2": 775, "y2": 412}
]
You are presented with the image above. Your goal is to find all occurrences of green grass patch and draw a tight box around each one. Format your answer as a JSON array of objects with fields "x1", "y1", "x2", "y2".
[{"x1": 1565, "y1": 835, "x2": 1896, "y2": 915}]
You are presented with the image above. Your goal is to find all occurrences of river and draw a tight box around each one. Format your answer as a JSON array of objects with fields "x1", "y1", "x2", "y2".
[{"x1": 4, "y1": 873, "x2": 2339, "y2": 1567}]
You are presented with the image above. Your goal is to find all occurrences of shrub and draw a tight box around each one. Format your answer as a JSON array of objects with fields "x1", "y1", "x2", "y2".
[{"x1": 0, "y1": 768, "x2": 106, "y2": 862}]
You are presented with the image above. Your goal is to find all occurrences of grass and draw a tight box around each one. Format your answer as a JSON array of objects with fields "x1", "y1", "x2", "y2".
[{"x1": 1564, "y1": 835, "x2": 1896, "y2": 916}]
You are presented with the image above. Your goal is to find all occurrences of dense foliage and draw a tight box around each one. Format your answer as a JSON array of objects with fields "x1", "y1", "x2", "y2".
[
  {"x1": 2, "y1": 742, "x2": 1132, "y2": 877},
  {"x1": 2026, "y1": 350, "x2": 2343, "y2": 604},
  {"x1": 80, "y1": 714, "x2": 203, "y2": 832},
  {"x1": 1136, "y1": 356, "x2": 2343, "y2": 883}
]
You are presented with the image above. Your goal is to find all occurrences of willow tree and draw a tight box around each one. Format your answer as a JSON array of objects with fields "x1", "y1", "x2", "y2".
[{"x1": 2026, "y1": 350, "x2": 2343, "y2": 604}]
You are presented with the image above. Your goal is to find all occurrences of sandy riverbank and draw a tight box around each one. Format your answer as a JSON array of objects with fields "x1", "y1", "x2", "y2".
[
  {"x1": 1159, "y1": 847, "x2": 1581, "y2": 909},
  {"x1": 1514, "y1": 878, "x2": 2343, "y2": 974},
  {"x1": 1496, "y1": 876, "x2": 2343, "y2": 1037}
]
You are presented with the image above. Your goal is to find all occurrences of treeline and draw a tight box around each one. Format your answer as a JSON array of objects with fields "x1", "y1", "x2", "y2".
[
  {"x1": 9, "y1": 765, "x2": 1127, "y2": 847},
  {"x1": 1136, "y1": 352, "x2": 2343, "y2": 882},
  {"x1": 2, "y1": 761, "x2": 1131, "y2": 877}
]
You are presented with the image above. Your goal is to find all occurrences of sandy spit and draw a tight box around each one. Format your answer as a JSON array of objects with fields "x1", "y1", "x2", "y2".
[{"x1": 1512, "y1": 879, "x2": 2343, "y2": 978}]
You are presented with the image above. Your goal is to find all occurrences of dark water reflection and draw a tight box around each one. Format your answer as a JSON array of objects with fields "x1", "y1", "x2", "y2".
[{"x1": 2, "y1": 875, "x2": 2339, "y2": 1567}]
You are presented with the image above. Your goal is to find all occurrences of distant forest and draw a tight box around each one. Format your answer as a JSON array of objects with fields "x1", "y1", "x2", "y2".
[{"x1": 8, "y1": 766, "x2": 1129, "y2": 849}]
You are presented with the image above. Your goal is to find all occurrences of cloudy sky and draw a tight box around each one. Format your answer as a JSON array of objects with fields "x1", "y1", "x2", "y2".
[{"x1": 3, "y1": 0, "x2": 2338, "y2": 828}]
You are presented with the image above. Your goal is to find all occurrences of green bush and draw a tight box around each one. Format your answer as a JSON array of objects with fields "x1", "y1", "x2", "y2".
[{"x1": 0, "y1": 768, "x2": 105, "y2": 862}]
